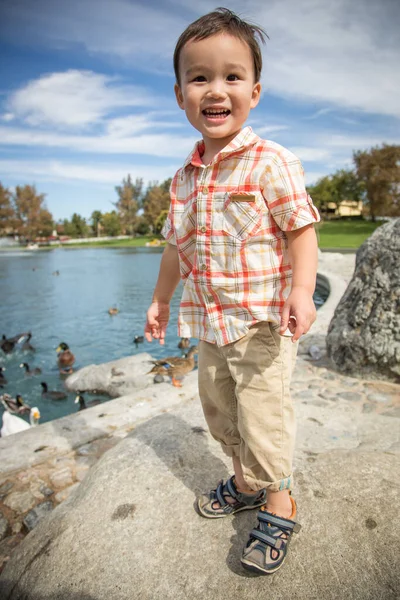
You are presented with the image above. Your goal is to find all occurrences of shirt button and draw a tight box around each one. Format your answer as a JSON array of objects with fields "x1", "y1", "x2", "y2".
[
  {"x1": 207, "y1": 295, "x2": 214, "y2": 302},
  {"x1": 200, "y1": 263, "x2": 207, "y2": 271},
  {"x1": 203, "y1": 186, "x2": 209, "y2": 194},
  {"x1": 200, "y1": 226, "x2": 207, "y2": 233}
]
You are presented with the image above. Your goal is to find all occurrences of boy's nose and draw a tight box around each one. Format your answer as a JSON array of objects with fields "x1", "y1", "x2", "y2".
[{"x1": 205, "y1": 83, "x2": 227, "y2": 100}]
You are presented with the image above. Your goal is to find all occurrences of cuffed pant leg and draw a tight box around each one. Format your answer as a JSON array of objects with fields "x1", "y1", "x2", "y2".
[{"x1": 226, "y1": 322, "x2": 298, "y2": 492}]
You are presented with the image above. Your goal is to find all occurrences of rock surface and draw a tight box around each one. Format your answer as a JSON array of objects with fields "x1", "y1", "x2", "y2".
[
  {"x1": 326, "y1": 219, "x2": 400, "y2": 381},
  {"x1": 64, "y1": 352, "x2": 156, "y2": 397},
  {"x1": 0, "y1": 393, "x2": 398, "y2": 600}
]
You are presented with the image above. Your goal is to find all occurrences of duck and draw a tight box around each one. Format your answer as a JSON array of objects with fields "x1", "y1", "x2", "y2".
[
  {"x1": 1, "y1": 333, "x2": 26, "y2": 353},
  {"x1": 1, "y1": 393, "x2": 31, "y2": 415},
  {"x1": 56, "y1": 342, "x2": 75, "y2": 371},
  {"x1": 178, "y1": 337, "x2": 191, "y2": 350},
  {"x1": 22, "y1": 332, "x2": 35, "y2": 352},
  {"x1": 133, "y1": 335, "x2": 144, "y2": 348},
  {"x1": 148, "y1": 345, "x2": 198, "y2": 387},
  {"x1": 108, "y1": 307, "x2": 119, "y2": 315},
  {"x1": 1, "y1": 406, "x2": 41, "y2": 437},
  {"x1": 41, "y1": 382, "x2": 67, "y2": 400},
  {"x1": 20, "y1": 362, "x2": 42, "y2": 376},
  {"x1": 1, "y1": 335, "x2": 16, "y2": 354},
  {"x1": 74, "y1": 392, "x2": 102, "y2": 411},
  {"x1": 0, "y1": 367, "x2": 7, "y2": 387}
]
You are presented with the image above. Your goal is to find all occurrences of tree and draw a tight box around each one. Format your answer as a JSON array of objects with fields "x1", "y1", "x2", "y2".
[
  {"x1": 154, "y1": 209, "x2": 169, "y2": 235},
  {"x1": 142, "y1": 179, "x2": 171, "y2": 231},
  {"x1": 353, "y1": 144, "x2": 400, "y2": 219},
  {"x1": 0, "y1": 183, "x2": 16, "y2": 234},
  {"x1": 13, "y1": 185, "x2": 54, "y2": 240},
  {"x1": 63, "y1": 214, "x2": 89, "y2": 237},
  {"x1": 114, "y1": 175, "x2": 143, "y2": 235},
  {"x1": 90, "y1": 210, "x2": 103, "y2": 237},
  {"x1": 102, "y1": 211, "x2": 121, "y2": 236},
  {"x1": 307, "y1": 169, "x2": 364, "y2": 215}
]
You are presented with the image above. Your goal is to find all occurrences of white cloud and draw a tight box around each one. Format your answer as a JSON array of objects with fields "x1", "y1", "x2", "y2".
[
  {"x1": 0, "y1": 159, "x2": 177, "y2": 185},
  {"x1": 0, "y1": 125, "x2": 197, "y2": 157},
  {"x1": 7, "y1": 70, "x2": 157, "y2": 129}
]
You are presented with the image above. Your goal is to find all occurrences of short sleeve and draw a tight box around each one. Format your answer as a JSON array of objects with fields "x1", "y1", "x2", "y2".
[
  {"x1": 160, "y1": 178, "x2": 176, "y2": 245},
  {"x1": 261, "y1": 152, "x2": 320, "y2": 232}
]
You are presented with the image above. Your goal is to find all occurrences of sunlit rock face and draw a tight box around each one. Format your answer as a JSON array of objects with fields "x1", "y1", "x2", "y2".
[{"x1": 327, "y1": 218, "x2": 400, "y2": 382}]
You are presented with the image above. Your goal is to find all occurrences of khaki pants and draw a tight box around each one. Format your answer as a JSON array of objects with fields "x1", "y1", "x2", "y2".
[{"x1": 198, "y1": 322, "x2": 298, "y2": 493}]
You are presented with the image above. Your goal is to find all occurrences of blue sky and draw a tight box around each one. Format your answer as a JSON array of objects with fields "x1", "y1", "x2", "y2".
[{"x1": 0, "y1": 0, "x2": 399, "y2": 221}]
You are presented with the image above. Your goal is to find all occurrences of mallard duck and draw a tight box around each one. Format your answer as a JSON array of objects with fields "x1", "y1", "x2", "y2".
[
  {"x1": 20, "y1": 362, "x2": 42, "y2": 376},
  {"x1": 178, "y1": 337, "x2": 191, "y2": 350},
  {"x1": 41, "y1": 382, "x2": 67, "y2": 400},
  {"x1": 0, "y1": 367, "x2": 7, "y2": 387},
  {"x1": 74, "y1": 392, "x2": 102, "y2": 411},
  {"x1": 1, "y1": 406, "x2": 40, "y2": 436},
  {"x1": 56, "y1": 342, "x2": 75, "y2": 371},
  {"x1": 108, "y1": 307, "x2": 119, "y2": 315},
  {"x1": 22, "y1": 332, "x2": 35, "y2": 352},
  {"x1": 133, "y1": 335, "x2": 144, "y2": 348},
  {"x1": 1, "y1": 393, "x2": 31, "y2": 415},
  {"x1": 148, "y1": 345, "x2": 198, "y2": 387}
]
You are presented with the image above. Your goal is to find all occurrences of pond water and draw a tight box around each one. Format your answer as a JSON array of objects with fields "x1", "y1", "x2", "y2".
[{"x1": 0, "y1": 247, "x2": 328, "y2": 425}]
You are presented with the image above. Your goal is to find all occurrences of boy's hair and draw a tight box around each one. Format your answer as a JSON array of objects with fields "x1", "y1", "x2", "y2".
[{"x1": 173, "y1": 7, "x2": 268, "y2": 85}]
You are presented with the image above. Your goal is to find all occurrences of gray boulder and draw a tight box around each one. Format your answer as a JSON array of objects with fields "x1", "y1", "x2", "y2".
[
  {"x1": 0, "y1": 397, "x2": 398, "y2": 600},
  {"x1": 326, "y1": 219, "x2": 400, "y2": 381},
  {"x1": 64, "y1": 352, "x2": 157, "y2": 397}
]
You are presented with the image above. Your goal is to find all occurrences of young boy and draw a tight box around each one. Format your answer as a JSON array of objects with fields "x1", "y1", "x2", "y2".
[{"x1": 144, "y1": 7, "x2": 319, "y2": 575}]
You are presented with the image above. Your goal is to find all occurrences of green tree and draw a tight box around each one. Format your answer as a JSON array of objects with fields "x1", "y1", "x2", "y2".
[
  {"x1": 307, "y1": 169, "x2": 363, "y2": 214},
  {"x1": 102, "y1": 211, "x2": 121, "y2": 236},
  {"x1": 353, "y1": 144, "x2": 400, "y2": 219},
  {"x1": 154, "y1": 209, "x2": 169, "y2": 235},
  {"x1": 142, "y1": 178, "x2": 171, "y2": 232},
  {"x1": 90, "y1": 210, "x2": 103, "y2": 237},
  {"x1": 13, "y1": 185, "x2": 53, "y2": 240},
  {"x1": 0, "y1": 183, "x2": 16, "y2": 234},
  {"x1": 63, "y1": 213, "x2": 89, "y2": 238},
  {"x1": 114, "y1": 175, "x2": 143, "y2": 235}
]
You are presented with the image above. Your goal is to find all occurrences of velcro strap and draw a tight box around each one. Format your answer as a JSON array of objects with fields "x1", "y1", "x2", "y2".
[
  {"x1": 226, "y1": 477, "x2": 239, "y2": 500},
  {"x1": 250, "y1": 529, "x2": 285, "y2": 550},
  {"x1": 215, "y1": 481, "x2": 227, "y2": 507},
  {"x1": 258, "y1": 511, "x2": 300, "y2": 532}
]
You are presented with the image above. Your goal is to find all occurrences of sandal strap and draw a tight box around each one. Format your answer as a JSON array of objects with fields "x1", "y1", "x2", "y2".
[
  {"x1": 215, "y1": 480, "x2": 229, "y2": 508},
  {"x1": 249, "y1": 528, "x2": 286, "y2": 550},
  {"x1": 257, "y1": 510, "x2": 301, "y2": 533},
  {"x1": 225, "y1": 476, "x2": 239, "y2": 500}
]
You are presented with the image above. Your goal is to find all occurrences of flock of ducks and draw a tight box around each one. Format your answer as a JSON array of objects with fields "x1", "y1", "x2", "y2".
[
  {"x1": 0, "y1": 331, "x2": 198, "y2": 437},
  {"x1": 0, "y1": 333, "x2": 77, "y2": 437}
]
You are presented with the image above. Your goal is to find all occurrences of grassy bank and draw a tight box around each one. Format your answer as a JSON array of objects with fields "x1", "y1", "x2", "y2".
[
  {"x1": 316, "y1": 219, "x2": 383, "y2": 249},
  {"x1": 34, "y1": 219, "x2": 383, "y2": 250}
]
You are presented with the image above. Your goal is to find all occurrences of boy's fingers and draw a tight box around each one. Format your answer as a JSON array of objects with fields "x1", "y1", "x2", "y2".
[{"x1": 280, "y1": 305, "x2": 290, "y2": 333}]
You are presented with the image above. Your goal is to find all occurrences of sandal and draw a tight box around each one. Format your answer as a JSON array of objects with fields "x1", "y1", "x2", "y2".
[
  {"x1": 197, "y1": 476, "x2": 266, "y2": 519},
  {"x1": 241, "y1": 497, "x2": 301, "y2": 574}
]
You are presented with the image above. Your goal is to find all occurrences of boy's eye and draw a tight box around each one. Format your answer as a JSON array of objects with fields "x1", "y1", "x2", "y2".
[
  {"x1": 192, "y1": 75, "x2": 206, "y2": 82},
  {"x1": 227, "y1": 74, "x2": 239, "y2": 81}
]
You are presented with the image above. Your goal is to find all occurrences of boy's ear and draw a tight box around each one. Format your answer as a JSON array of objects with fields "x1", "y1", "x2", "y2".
[
  {"x1": 250, "y1": 82, "x2": 262, "y2": 109},
  {"x1": 174, "y1": 84, "x2": 185, "y2": 110}
]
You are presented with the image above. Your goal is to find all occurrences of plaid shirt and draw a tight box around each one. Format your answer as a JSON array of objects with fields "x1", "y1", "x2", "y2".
[{"x1": 162, "y1": 126, "x2": 320, "y2": 346}]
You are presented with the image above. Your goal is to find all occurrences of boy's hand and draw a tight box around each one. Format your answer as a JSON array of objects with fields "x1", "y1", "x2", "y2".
[
  {"x1": 145, "y1": 302, "x2": 170, "y2": 345},
  {"x1": 280, "y1": 286, "x2": 316, "y2": 343}
]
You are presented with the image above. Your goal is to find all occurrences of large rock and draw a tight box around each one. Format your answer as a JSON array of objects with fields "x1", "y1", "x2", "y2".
[
  {"x1": 64, "y1": 352, "x2": 157, "y2": 397},
  {"x1": 326, "y1": 219, "x2": 400, "y2": 381},
  {"x1": 0, "y1": 396, "x2": 398, "y2": 600}
]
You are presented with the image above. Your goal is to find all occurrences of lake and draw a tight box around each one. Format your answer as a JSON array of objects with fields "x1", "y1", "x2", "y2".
[{"x1": 0, "y1": 247, "x2": 327, "y2": 425}]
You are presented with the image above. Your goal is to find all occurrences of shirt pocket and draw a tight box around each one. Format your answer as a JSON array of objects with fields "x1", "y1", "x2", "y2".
[{"x1": 217, "y1": 190, "x2": 263, "y2": 241}]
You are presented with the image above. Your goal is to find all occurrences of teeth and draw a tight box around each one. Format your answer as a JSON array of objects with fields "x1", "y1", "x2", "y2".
[{"x1": 204, "y1": 109, "x2": 229, "y2": 115}]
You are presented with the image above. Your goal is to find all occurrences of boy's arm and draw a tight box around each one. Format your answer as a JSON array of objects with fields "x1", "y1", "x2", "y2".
[
  {"x1": 144, "y1": 243, "x2": 181, "y2": 345},
  {"x1": 280, "y1": 224, "x2": 318, "y2": 342}
]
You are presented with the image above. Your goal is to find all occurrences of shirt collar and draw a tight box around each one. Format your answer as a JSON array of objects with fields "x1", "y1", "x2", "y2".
[{"x1": 182, "y1": 126, "x2": 259, "y2": 169}]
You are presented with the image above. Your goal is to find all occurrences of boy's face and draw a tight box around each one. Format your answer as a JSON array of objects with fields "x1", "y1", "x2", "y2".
[{"x1": 175, "y1": 33, "x2": 261, "y2": 154}]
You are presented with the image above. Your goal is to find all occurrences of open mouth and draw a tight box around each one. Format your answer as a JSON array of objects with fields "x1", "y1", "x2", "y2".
[{"x1": 202, "y1": 109, "x2": 231, "y2": 118}]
